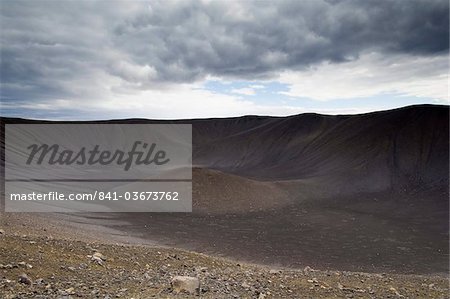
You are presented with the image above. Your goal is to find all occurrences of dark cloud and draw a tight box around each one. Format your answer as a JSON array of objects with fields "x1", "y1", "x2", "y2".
[
  {"x1": 110, "y1": 0, "x2": 448, "y2": 80},
  {"x1": 0, "y1": 0, "x2": 448, "y2": 102}
]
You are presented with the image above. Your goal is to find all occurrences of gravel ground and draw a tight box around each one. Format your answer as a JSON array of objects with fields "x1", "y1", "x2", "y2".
[{"x1": 0, "y1": 218, "x2": 448, "y2": 299}]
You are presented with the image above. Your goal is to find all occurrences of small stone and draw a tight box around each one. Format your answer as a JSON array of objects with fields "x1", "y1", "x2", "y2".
[
  {"x1": 93, "y1": 252, "x2": 107, "y2": 261},
  {"x1": 0, "y1": 229, "x2": 5, "y2": 235},
  {"x1": 35, "y1": 278, "x2": 45, "y2": 285},
  {"x1": 389, "y1": 287, "x2": 403, "y2": 297},
  {"x1": 241, "y1": 282, "x2": 250, "y2": 289},
  {"x1": 18, "y1": 273, "x2": 32, "y2": 285},
  {"x1": 171, "y1": 276, "x2": 200, "y2": 294},
  {"x1": 18, "y1": 262, "x2": 33, "y2": 269},
  {"x1": 65, "y1": 287, "x2": 75, "y2": 294},
  {"x1": 91, "y1": 255, "x2": 105, "y2": 265}
]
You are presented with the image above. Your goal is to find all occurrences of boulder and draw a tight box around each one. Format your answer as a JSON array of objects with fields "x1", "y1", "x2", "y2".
[{"x1": 171, "y1": 276, "x2": 200, "y2": 294}]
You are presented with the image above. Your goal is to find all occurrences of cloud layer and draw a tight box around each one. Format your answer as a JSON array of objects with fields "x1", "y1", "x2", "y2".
[{"x1": 0, "y1": 0, "x2": 448, "y2": 118}]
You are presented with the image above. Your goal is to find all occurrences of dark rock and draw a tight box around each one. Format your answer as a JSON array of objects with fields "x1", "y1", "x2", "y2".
[{"x1": 18, "y1": 273, "x2": 32, "y2": 285}]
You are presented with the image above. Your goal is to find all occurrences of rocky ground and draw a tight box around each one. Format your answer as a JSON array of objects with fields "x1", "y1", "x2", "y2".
[{"x1": 0, "y1": 213, "x2": 448, "y2": 298}]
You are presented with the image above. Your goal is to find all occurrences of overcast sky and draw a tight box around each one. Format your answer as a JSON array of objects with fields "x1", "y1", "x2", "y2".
[{"x1": 1, "y1": 0, "x2": 448, "y2": 120}]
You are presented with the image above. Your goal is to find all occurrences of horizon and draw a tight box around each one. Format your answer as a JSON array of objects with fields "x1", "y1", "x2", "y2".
[
  {"x1": 1, "y1": 1, "x2": 449, "y2": 120},
  {"x1": 1, "y1": 103, "x2": 448, "y2": 122}
]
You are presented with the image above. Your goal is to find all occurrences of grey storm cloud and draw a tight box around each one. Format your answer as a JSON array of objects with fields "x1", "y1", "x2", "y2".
[{"x1": 0, "y1": 0, "x2": 448, "y2": 101}]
